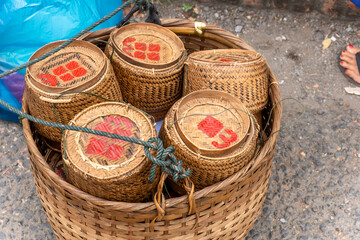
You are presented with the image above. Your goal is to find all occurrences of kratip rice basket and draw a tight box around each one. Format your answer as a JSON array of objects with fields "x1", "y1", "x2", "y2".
[
  {"x1": 185, "y1": 49, "x2": 268, "y2": 126},
  {"x1": 105, "y1": 22, "x2": 186, "y2": 121},
  {"x1": 23, "y1": 18, "x2": 282, "y2": 240},
  {"x1": 25, "y1": 40, "x2": 123, "y2": 143},
  {"x1": 160, "y1": 90, "x2": 259, "y2": 190},
  {"x1": 62, "y1": 102, "x2": 159, "y2": 202}
]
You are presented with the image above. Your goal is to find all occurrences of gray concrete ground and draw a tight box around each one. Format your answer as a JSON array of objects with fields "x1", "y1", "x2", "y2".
[{"x1": 0, "y1": 1, "x2": 359, "y2": 239}]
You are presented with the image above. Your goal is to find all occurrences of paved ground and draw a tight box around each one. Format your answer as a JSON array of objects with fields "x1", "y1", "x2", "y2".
[{"x1": 0, "y1": 1, "x2": 359, "y2": 239}]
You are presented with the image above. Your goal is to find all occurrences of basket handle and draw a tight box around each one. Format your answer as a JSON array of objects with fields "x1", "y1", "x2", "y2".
[
  {"x1": 39, "y1": 96, "x2": 73, "y2": 103},
  {"x1": 151, "y1": 172, "x2": 196, "y2": 231}
]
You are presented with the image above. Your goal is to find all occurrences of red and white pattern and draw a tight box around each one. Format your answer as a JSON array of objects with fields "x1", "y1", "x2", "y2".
[
  {"x1": 197, "y1": 116, "x2": 238, "y2": 149},
  {"x1": 122, "y1": 37, "x2": 161, "y2": 61},
  {"x1": 38, "y1": 60, "x2": 87, "y2": 86}
]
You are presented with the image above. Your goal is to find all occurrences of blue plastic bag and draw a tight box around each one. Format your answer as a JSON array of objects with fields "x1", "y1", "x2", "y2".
[
  {"x1": 0, "y1": 0, "x2": 123, "y2": 122},
  {"x1": 352, "y1": 0, "x2": 360, "y2": 8}
]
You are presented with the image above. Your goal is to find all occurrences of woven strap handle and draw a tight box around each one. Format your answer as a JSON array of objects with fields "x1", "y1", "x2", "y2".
[
  {"x1": 39, "y1": 96, "x2": 73, "y2": 103},
  {"x1": 151, "y1": 172, "x2": 196, "y2": 231}
]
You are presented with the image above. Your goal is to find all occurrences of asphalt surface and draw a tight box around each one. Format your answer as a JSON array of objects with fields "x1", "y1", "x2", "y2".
[{"x1": 0, "y1": 1, "x2": 359, "y2": 239}]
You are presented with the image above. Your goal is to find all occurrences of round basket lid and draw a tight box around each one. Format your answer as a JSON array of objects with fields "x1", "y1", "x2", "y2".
[
  {"x1": 64, "y1": 102, "x2": 156, "y2": 180},
  {"x1": 111, "y1": 23, "x2": 185, "y2": 69},
  {"x1": 188, "y1": 49, "x2": 262, "y2": 64},
  {"x1": 174, "y1": 90, "x2": 251, "y2": 156},
  {"x1": 27, "y1": 40, "x2": 106, "y2": 93}
]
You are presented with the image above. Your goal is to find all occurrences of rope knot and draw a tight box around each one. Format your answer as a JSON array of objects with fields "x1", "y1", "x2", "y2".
[
  {"x1": 135, "y1": 0, "x2": 151, "y2": 11},
  {"x1": 144, "y1": 137, "x2": 191, "y2": 183}
]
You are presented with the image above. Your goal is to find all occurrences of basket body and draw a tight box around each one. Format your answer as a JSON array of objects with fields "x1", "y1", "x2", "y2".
[
  {"x1": 63, "y1": 102, "x2": 159, "y2": 202},
  {"x1": 185, "y1": 49, "x2": 268, "y2": 115},
  {"x1": 105, "y1": 23, "x2": 185, "y2": 121},
  {"x1": 159, "y1": 90, "x2": 259, "y2": 190},
  {"x1": 25, "y1": 40, "x2": 123, "y2": 142},
  {"x1": 23, "y1": 19, "x2": 282, "y2": 240}
]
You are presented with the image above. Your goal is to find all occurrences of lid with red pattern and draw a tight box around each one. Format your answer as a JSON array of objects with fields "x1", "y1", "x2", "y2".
[
  {"x1": 173, "y1": 90, "x2": 251, "y2": 157},
  {"x1": 27, "y1": 40, "x2": 106, "y2": 92},
  {"x1": 111, "y1": 23, "x2": 185, "y2": 69},
  {"x1": 64, "y1": 102, "x2": 156, "y2": 180}
]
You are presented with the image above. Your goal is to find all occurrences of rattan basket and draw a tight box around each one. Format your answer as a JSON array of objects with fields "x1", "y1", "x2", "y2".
[
  {"x1": 62, "y1": 102, "x2": 159, "y2": 202},
  {"x1": 105, "y1": 23, "x2": 186, "y2": 121},
  {"x1": 159, "y1": 90, "x2": 258, "y2": 190},
  {"x1": 184, "y1": 49, "x2": 268, "y2": 116},
  {"x1": 25, "y1": 40, "x2": 123, "y2": 142},
  {"x1": 23, "y1": 18, "x2": 282, "y2": 240}
]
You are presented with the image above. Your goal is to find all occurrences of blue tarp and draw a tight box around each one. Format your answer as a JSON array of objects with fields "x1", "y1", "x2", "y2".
[
  {"x1": 0, "y1": 0, "x2": 123, "y2": 122},
  {"x1": 352, "y1": 0, "x2": 360, "y2": 8}
]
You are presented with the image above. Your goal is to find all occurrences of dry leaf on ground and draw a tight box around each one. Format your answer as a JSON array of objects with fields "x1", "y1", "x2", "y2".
[{"x1": 322, "y1": 38, "x2": 332, "y2": 50}]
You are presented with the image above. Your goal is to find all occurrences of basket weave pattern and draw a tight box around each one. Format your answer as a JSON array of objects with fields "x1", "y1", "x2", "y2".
[
  {"x1": 26, "y1": 129, "x2": 272, "y2": 240},
  {"x1": 23, "y1": 18, "x2": 282, "y2": 240},
  {"x1": 63, "y1": 102, "x2": 159, "y2": 202},
  {"x1": 105, "y1": 47, "x2": 185, "y2": 120},
  {"x1": 105, "y1": 24, "x2": 186, "y2": 121},
  {"x1": 25, "y1": 58, "x2": 123, "y2": 142},
  {"x1": 185, "y1": 49, "x2": 268, "y2": 114},
  {"x1": 159, "y1": 98, "x2": 259, "y2": 190}
]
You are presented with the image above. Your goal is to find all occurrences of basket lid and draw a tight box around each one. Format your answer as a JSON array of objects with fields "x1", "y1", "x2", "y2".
[
  {"x1": 111, "y1": 23, "x2": 185, "y2": 69},
  {"x1": 188, "y1": 49, "x2": 262, "y2": 64},
  {"x1": 64, "y1": 102, "x2": 156, "y2": 180},
  {"x1": 174, "y1": 90, "x2": 251, "y2": 156},
  {"x1": 27, "y1": 40, "x2": 106, "y2": 93}
]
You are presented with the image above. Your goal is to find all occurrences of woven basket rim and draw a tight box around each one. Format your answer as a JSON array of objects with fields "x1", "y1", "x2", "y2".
[
  {"x1": 22, "y1": 18, "x2": 282, "y2": 211},
  {"x1": 27, "y1": 40, "x2": 106, "y2": 93},
  {"x1": 24, "y1": 59, "x2": 112, "y2": 99},
  {"x1": 110, "y1": 22, "x2": 185, "y2": 69},
  {"x1": 110, "y1": 44, "x2": 187, "y2": 73},
  {"x1": 187, "y1": 49, "x2": 263, "y2": 65}
]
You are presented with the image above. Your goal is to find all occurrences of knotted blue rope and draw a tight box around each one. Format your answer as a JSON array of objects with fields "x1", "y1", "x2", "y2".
[{"x1": 144, "y1": 138, "x2": 191, "y2": 183}]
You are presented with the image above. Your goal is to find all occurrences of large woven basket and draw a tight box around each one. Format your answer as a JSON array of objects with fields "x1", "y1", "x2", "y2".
[
  {"x1": 105, "y1": 23, "x2": 186, "y2": 121},
  {"x1": 63, "y1": 102, "x2": 159, "y2": 202},
  {"x1": 23, "y1": 18, "x2": 282, "y2": 240},
  {"x1": 25, "y1": 40, "x2": 123, "y2": 142},
  {"x1": 159, "y1": 90, "x2": 259, "y2": 190}
]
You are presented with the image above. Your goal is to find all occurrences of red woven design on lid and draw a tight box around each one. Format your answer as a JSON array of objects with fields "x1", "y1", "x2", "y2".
[
  {"x1": 65, "y1": 61, "x2": 79, "y2": 70},
  {"x1": 197, "y1": 116, "x2": 223, "y2": 138},
  {"x1": 197, "y1": 116, "x2": 239, "y2": 149},
  {"x1": 212, "y1": 129, "x2": 238, "y2": 149},
  {"x1": 72, "y1": 67, "x2": 87, "y2": 77},
  {"x1": 122, "y1": 37, "x2": 161, "y2": 61},
  {"x1": 84, "y1": 115, "x2": 136, "y2": 161},
  {"x1": 219, "y1": 58, "x2": 234, "y2": 62},
  {"x1": 59, "y1": 73, "x2": 74, "y2": 82},
  {"x1": 38, "y1": 74, "x2": 57, "y2": 86},
  {"x1": 53, "y1": 66, "x2": 67, "y2": 75},
  {"x1": 38, "y1": 59, "x2": 88, "y2": 86},
  {"x1": 135, "y1": 42, "x2": 147, "y2": 51},
  {"x1": 86, "y1": 137, "x2": 108, "y2": 156}
]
